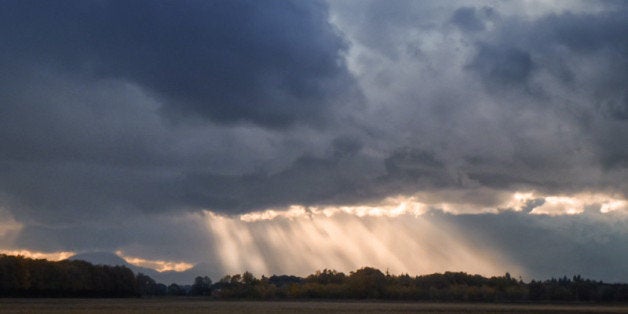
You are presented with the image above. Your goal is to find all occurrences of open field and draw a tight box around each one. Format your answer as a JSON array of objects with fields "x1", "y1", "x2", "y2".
[{"x1": 0, "y1": 299, "x2": 627, "y2": 314}]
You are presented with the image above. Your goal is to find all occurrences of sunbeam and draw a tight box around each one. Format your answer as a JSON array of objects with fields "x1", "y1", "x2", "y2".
[{"x1": 206, "y1": 209, "x2": 523, "y2": 277}]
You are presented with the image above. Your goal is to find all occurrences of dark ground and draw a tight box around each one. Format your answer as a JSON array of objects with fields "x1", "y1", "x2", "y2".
[{"x1": 0, "y1": 299, "x2": 627, "y2": 314}]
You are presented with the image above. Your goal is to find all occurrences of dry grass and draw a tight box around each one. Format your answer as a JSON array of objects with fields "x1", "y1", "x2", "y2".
[{"x1": 0, "y1": 299, "x2": 626, "y2": 314}]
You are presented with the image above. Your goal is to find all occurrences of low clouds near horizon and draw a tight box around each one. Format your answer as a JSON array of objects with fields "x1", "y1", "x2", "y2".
[{"x1": 0, "y1": 0, "x2": 626, "y2": 282}]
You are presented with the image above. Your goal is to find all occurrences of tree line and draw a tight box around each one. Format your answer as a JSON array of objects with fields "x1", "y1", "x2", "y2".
[
  {"x1": 0, "y1": 254, "x2": 136, "y2": 297},
  {"x1": 203, "y1": 268, "x2": 628, "y2": 302},
  {"x1": 1, "y1": 254, "x2": 627, "y2": 301}
]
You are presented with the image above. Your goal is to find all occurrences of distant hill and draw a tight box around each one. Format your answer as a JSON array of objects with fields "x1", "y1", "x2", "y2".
[
  {"x1": 68, "y1": 252, "x2": 219, "y2": 285},
  {"x1": 69, "y1": 252, "x2": 129, "y2": 267}
]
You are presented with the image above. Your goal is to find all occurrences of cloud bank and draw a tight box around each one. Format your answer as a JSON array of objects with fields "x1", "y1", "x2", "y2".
[{"x1": 0, "y1": 0, "x2": 626, "y2": 282}]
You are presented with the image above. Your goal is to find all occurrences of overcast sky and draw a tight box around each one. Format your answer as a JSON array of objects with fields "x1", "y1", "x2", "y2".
[{"x1": 0, "y1": 0, "x2": 626, "y2": 282}]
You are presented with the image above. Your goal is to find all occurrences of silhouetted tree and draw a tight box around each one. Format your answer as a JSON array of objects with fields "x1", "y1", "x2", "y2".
[
  {"x1": 0, "y1": 254, "x2": 139, "y2": 297},
  {"x1": 136, "y1": 273, "x2": 157, "y2": 296},
  {"x1": 167, "y1": 283, "x2": 184, "y2": 296},
  {"x1": 191, "y1": 276, "x2": 212, "y2": 296}
]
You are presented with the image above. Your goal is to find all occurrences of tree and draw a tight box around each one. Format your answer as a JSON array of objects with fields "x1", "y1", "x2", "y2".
[
  {"x1": 136, "y1": 273, "x2": 157, "y2": 296},
  {"x1": 167, "y1": 283, "x2": 184, "y2": 296},
  {"x1": 348, "y1": 267, "x2": 386, "y2": 298},
  {"x1": 191, "y1": 276, "x2": 212, "y2": 296}
]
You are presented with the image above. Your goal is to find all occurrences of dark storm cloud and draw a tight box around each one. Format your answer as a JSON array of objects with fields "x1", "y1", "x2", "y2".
[
  {"x1": 0, "y1": 0, "x2": 356, "y2": 128},
  {"x1": 533, "y1": 8, "x2": 628, "y2": 54},
  {"x1": 0, "y1": 0, "x2": 363, "y2": 222},
  {"x1": 1, "y1": 0, "x2": 626, "y2": 218},
  {"x1": 412, "y1": 3, "x2": 628, "y2": 194},
  {"x1": 380, "y1": 147, "x2": 451, "y2": 190},
  {"x1": 181, "y1": 147, "x2": 377, "y2": 213},
  {"x1": 467, "y1": 44, "x2": 535, "y2": 88},
  {"x1": 525, "y1": 6, "x2": 628, "y2": 169},
  {"x1": 450, "y1": 7, "x2": 486, "y2": 32},
  {"x1": 465, "y1": 3, "x2": 628, "y2": 99}
]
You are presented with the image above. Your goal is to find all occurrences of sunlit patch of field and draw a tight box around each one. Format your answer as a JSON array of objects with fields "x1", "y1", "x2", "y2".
[{"x1": 0, "y1": 299, "x2": 627, "y2": 314}]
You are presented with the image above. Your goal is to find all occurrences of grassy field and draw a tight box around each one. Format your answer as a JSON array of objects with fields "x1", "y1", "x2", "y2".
[{"x1": 0, "y1": 299, "x2": 627, "y2": 313}]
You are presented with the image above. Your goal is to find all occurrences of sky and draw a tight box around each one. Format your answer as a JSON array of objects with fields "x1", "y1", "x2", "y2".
[{"x1": 0, "y1": 0, "x2": 627, "y2": 283}]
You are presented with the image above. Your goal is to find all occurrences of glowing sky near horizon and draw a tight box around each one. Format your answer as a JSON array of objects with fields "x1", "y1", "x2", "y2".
[
  {"x1": 1, "y1": 191, "x2": 626, "y2": 280},
  {"x1": 204, "y1": 191, "x2": 626, "y2": 278},
  {"x1": 3, "y1": 190, "x2": 624, "y2": 278},
  {"x1": 208, "y1": 210, "x2": 521, "y2": 278}
]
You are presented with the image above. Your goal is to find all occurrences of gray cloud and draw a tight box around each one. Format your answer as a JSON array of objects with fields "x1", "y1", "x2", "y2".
[
  {"x1": 467, "y1": 44, "x2": 535, "y2": 89},
  {"x1": 0, "y1": 0, "x2": 626, "y2": 281},
  {"x1": 451, "y1": 7, "x2": 488, "y2": 32},
  {"x1": 439, "y1": 210, "x2": 628, "y2": 282},
  {"x1": 0, "y1": 0, "x2": 357, "y2": 128},
  {"x1": 333, "y1": 0, "x2": 627, "y2": 196},
  {"x1": 181, "y1": 148, "x2": 378, "y2": 213},
  {"x1": 1, "y1": 0, "x2": 625, "y2": 216}
]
